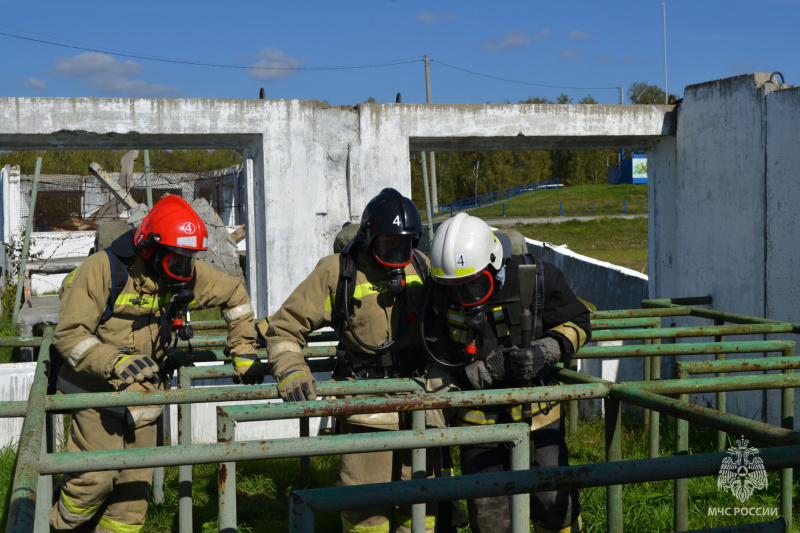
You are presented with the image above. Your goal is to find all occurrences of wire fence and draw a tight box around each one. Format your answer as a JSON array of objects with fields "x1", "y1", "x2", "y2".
[
  {"x1": 461, "y1": 200, "x2": 648, "y2": 218},
  {"x1": 20, "y1": 152, "x2": 244, "y2": 232}
]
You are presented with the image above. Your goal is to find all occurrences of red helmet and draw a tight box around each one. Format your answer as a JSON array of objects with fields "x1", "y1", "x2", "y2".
[{"x1": 134, "y1": 195, "x2": 208, "y2": 282}]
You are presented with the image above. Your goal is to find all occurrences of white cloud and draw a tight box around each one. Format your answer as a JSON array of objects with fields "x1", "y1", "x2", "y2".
[
  {"x1": 247, "y1": 48, "x2": 304, "y2": 80},
  {"x1": 52, "y1": 52, "x2": 178, "y2": 97},
  {"x1": 416, "y1": 12, "x2": 457, "y2": 25},
  {"x1": 55, "y1": 52, "x2": 142, "y2": 78},
  {"x1": 482, "y1": 29, "x2": 550, "y2": 52},
  {"x1": 24, "y1": 77, "x2": 47, "y2": 90},
  {"x1": 560, "y1": 49, "x2": 580, "y2": 60},
  {"x1": 568, "y1": 30, "x2": 593, "y2": 40}
]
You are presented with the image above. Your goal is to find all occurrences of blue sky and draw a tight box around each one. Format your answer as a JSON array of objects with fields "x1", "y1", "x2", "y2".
[{"x1": 0, "y1": 0, "x2": 795, "y2": 105}]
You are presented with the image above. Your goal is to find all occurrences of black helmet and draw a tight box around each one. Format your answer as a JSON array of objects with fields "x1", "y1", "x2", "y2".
[{"x1": 357, "y1": 188, "x2": 422, "y2": 255}]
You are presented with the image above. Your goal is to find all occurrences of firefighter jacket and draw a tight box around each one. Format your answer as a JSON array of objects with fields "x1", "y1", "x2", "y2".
[
  {"x1": 435, "y1": 255, "x2": 591, "y2": 426},
  {"x1": 54, "y1": 251, "x2": 257, "y2": 397},
  {"x1": 264, "y1": 249, "x2": 428, "y2": 372}
]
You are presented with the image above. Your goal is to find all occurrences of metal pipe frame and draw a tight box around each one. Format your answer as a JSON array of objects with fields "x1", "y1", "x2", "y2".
[
  {"x1": 674, "y1": 350, "x2": 798, "y2": 532},
  {"x1": 7, "y1": 301, "x2": 800, "y2": 532},
  {"x1": 214, "y1": 379, "x2": 426, "y2": 532}
]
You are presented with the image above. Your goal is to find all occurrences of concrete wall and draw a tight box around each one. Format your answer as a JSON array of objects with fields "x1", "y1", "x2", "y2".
[
  {"x1": 0, "y1": 97, "x2": 674, "y2": 317},
  {"x1": 649, "y1": 73, "x2": 800, "y2": 425}
]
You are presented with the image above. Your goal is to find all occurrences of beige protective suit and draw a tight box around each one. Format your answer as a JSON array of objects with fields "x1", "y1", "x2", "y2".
[
  {"x1": 262, "y1": 249, "x2": 436, "y2": 533},
  {"x1": 50, "y1": 251, "x2": 257, "y2": 533}
]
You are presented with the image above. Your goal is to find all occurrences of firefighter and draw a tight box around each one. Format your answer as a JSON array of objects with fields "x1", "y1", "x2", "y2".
[
  {"x1": 423, "y1": 212, "x2": 589, "y2": 533},
  {"x1": 50, "y1": 195, "x2": 264, "y2": 533},
  {"x1": 260, "y1": 187, "x2": 437, "y2": 533}
]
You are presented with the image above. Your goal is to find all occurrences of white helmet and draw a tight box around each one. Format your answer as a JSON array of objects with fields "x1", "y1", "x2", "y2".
[{"x1": 430, "y1": 213, "x2": 504, "y2": 306}]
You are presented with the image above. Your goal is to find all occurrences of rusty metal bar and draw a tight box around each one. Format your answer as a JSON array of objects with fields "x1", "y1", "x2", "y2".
[
  {"x1": 6, "y1": 327, "x2": 53, "y2": 533},
  {"x1": 592, "y1": 307, "x2": 692, "y2": 319},
  {"x1": 290, "y1": 444, "x2": 800, "y2": 532},
  {"x1": 591, "y1": 322, "x2": 794, "y2": 342},
  {"x1": 577, "y1": 340, "x2": 794, "y2": 359}
]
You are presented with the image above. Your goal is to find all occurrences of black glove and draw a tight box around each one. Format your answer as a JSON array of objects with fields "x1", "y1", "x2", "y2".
[
  {"x1": 463, "y1": 349, "x2": 508, "y2": 390},
  {"x1": 508, "y1": 345, "x2": 546, "y2": 384},
  {"x1": 113, "y1": 354, "x2": 159, "y2": 385}
]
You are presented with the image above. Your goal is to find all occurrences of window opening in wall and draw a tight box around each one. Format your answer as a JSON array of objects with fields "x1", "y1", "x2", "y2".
[
  {"x1": 409, "y1": 147, "x2": 649, "y2": 274},
  {"x1": 0, "y1": 148, "x2": 247, "y2": 297}
]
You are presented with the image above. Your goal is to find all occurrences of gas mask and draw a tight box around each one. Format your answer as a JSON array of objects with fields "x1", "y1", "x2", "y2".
[
  {"x1": 371, "y1": 234, "x2": 414, "y2": 294},
  {"x1": 147, "y1": 245, "x2": 198, "y2": 286}
]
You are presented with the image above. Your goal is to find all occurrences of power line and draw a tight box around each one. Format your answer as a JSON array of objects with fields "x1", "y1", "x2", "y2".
[
  {"x1": 0, "y1": 30, "x2": 422, "y2": 71},
  {"x1": 431, "y1": 59, "x2": 619, "y2": 91}
]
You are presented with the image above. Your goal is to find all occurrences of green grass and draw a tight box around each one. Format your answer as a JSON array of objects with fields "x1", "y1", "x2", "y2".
[
  {"x1": 567, "y1": 416, "x2": 799, "y2": 532},
  {"x1": 0, "y1": 318, "x2": 18, "y2": 364},
  {"x1": 511, "y1": 216, "x2": 649, "y2": 274},
  {"x1": 143, "y1": 456, "x2": 340, "y2": 532},
  {"x1": 457, "y1": 184, "x2": 648, "y2": 219}
]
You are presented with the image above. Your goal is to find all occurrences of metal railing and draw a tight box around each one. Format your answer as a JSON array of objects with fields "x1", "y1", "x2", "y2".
[
  {"x1": 2, "y1": 297, "x2": 799, "y2": 532},
  {"x1": 436, "y1": 178, "x2": 561, "y2": 216},
  {"x1": 463, "y1": 200, "x2": 647, "y2": 219}
]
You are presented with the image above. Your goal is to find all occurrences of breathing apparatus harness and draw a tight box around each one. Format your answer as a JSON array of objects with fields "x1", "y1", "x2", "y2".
[
  {"x1": 419, "y1": 254, "x2": 545, "y2": 372},
  {"x1": 103, "y1": 232, "x2": 197, "y2": 387},
  {"x1": 331, "y1": 237, "x2": 427, "y2": 378}
]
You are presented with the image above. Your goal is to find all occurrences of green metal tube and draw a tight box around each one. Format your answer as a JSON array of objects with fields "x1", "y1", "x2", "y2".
[
  {"x1": 39, "y1": 424, "x2": 530, "y2": 474},
  {"x1": 577, "y1": 340, "x2": 794, "y2": 359},
  {"x1": 674, "y1": 369, "x2": 689, "y2": 532},
  {"x1": 649, "y1": 337, "x2": 661, "y2": 459},
  {"x1": 177, "y1": 368, "x2": 193, "y2": 533},
  {"x1": 591, "y1": 322, "x2": 793, "y2": 342},
  {"x1": 714, "y1": 321, "x2": 727, "y2": 453},
  {"x1": 642, "y1": 347, "x2": 651, "y2": 436},
  {"x1": 781, "y1": 365, "x2": 793, "y2": 531},
  {"x1": 568, "y1": 362, "x2": 578, "y2": 438},
  {"x1": 591, "y1": 307, "x2": 691, "y2": 319},
  {"x1": 611, "y1": 385, "x2": 800, "y2": 446},
  {"x1": 642, "y1": 300, "x2": 800, "y2": 335},
  {"x1": 6, "y1": 327, "x2": 52, "y2": 533},
  {"x1": 217, "y1": 409, "x2": 237, "y2": 533},
  {"x1": 555, "y1": 366, "x2": 800, "y2": 396},
  {"x1": 411, "y1": 410, "x2": 425, "y2": 533},
  {"x1": 12, "y1": 157, "x2": 42, "y2": 325},
  {"x1": 508, "y1": 431, "x2": 531, "y2": 533},
  {"x1": 0, "y1": 337, "x2": 43, "y2": 347},
  {"x1": 199, "y1": 384, "x2": 610, "y2": 423},
  {"x1": 604, "y1": 397, "x2": 623, "y2": 532},
  {"x1": 290, "y1": 445, "x2": 800, "y2": 526},
  {"x1": 591, "y1": 317, "x2": 661, "y2": 329},
  {"x1": 641, "y1": 296, "x2": 713, "y2": 307},
  {"x1": 0, "y1": 402, "x2": 27, "y2": 417},
  {"x1": 676, "y1": 355, "x2": 800, "y2": 375}
]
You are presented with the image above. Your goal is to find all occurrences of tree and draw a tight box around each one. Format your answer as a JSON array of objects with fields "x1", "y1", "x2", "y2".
[{"x1": 628, "y1": 82, "x2": 669, "y2": 104}]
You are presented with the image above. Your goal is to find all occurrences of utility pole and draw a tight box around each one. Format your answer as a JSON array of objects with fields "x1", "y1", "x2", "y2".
[
  {"x1": 424, "y1": 55, "x2": 438, "y2": 212},
  {"x1": 620, "y1": 86, "x2": 624, "y2": 105},
  {"x1": 663, "y1": 2, "x2": 668, "y2": 104}
]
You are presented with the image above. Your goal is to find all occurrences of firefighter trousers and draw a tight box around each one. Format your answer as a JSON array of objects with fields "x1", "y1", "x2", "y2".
[
  {"x1": 50, "y1": 407, "x2": 157, "y2": 532},
  {"x1": 338, "y1": 419, "x2": 437, "y2": 533},
  {"x1": 459, "y1": 412, "x2": 581, "y2": 533}
]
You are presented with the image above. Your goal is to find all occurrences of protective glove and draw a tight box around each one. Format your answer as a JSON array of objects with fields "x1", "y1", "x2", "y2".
[
  {"x1": 113, "y1": 354, "x2": 159, "y2": 385},
  {"x1": 508, "y1": 337, "x2": 561, "y2": 383},
  {"x1": 507, "y1": 346, "x2": 545, "y2": 384},
  {"x1": 277, "y1": 369, "x2": 317, "y2": 402},
  {"x1": 463, "y1": 349, "x2": 507, "y2": 390},
  {"x1": 233, "y1": 351, "x2": 265, "y2": 385}
]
